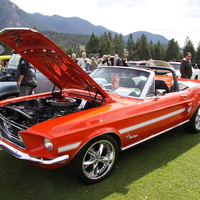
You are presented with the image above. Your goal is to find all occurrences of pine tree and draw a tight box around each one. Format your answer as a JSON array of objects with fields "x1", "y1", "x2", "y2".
[
  {"x1": 112, "y1": 34, "x2": 118, "y2": 54},
  {"x1": 165, "y1": 39, "x2": 180, "y2": 61},
  {"x1": 149, "y1": 40, "x2": 154, "y2": 59},
  {"x1": 112, "y1": 34, "x2": 124, "y2": 58},
  {"x1": 154, "y1": 41, "x2": 163, "y2": 60},
  {"x1": 183, "y1": 37, "x2": 196, "y2": 63},
  {"x1": 137, "y1": 34, "x2": 150, "y2": 60},
  {"x1": 104, "y1": 40, "x2": 113, "y2": 55},
  {"x1": 160, "y1": 45, "x2": 165, "y2": 60},
  {"x1": 118, "y1": 34, "x2": 124, "y2": 58},
  {"x1": 85, "y1": 32, "x2": 100, "y2": 55},
  {"x1": 134, "y1": 38, "x2": 140, "y2": 60},
  {"x1": 108, "y1": 32, "x2": 113, "y2": 41},
  {"x1": 126, "y1": 34, "x2": 135, "y2": 61},
  {"x1": 99, "y1": 32, "x2": 107, "y2": 56}
]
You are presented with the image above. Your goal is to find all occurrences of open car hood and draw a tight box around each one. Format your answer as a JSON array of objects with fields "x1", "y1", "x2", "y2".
[{"x1": 0, "y1": 27, "x2": 111, "y2": 100}]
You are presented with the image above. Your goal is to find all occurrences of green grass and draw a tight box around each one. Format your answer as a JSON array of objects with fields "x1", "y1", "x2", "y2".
[{"x1": 1, "y1": 126, "x2": 200, "y2": 200}]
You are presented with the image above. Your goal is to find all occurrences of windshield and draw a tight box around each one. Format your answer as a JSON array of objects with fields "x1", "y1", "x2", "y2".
[
  {"x1": 90, "y1": 67, "x2": 152, "y2": 98},
  {"x1": 126, "y1": 62, "x2": 137, "y2": 67},
  {"x1": 169, "y1": 63, "x2": 180, "y2": 70},
  {"x1": 126, "y1": 62, "x2": 148, "y2": 67}
]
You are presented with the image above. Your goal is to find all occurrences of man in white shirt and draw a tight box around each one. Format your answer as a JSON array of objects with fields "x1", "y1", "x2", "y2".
[{"x1": 78, "y1": 52, "x2": 91, "y2": 71}]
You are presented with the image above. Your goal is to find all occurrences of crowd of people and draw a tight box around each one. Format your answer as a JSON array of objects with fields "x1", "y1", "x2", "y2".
[
  {"x1": 16, "y1": 50, "x2": 198, "y2": 97},
  {"x1": 68, "y1": 52, "x2": 123, "y2": 72}
]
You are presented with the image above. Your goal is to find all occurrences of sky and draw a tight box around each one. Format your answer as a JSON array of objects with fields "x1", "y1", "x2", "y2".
[{"x1": 10, "y1": 0, "x2": 200, "y2": 48}]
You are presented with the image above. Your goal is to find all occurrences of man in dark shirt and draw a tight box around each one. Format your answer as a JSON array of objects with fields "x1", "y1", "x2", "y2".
[
  {"x1": 17, "y1": 57, "x2": 37, "y2": 96},
  {"x1": 180, "y1": 52, "x2": 192, "y2": 79}
]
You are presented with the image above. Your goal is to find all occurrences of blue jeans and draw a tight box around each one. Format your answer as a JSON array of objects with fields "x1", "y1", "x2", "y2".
[{"x1": 85, "y1": 64, "x2": 90, "y2": 71}]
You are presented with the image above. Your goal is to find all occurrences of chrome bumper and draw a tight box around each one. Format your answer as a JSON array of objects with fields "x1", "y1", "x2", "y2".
[{"x1": 0, "y1": 140, "x2": 69, "y2": 165}]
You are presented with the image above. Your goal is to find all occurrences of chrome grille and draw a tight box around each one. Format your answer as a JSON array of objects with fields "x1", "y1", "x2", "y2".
[{"x1": 0, "y1": 115, "x2": 26, "y2": 149}]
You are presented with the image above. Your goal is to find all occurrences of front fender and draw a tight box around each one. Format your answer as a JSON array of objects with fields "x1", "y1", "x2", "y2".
[{"x1": 70, "y1": 127, "x2": 121, "y2": 159}]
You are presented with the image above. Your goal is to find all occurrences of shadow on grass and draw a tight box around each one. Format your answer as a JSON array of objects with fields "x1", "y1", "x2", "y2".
[{"x1": 1, "y1": 126, "x2": 200, "y2": 200}]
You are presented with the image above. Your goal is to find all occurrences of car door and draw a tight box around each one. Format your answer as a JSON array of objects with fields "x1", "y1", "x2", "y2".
[
  {"x1": 118, "y1": 100, "x2": 146, "y2": 149},
  {"x1": 142, "y1": 90, "x2": 193, "y2": 139}
]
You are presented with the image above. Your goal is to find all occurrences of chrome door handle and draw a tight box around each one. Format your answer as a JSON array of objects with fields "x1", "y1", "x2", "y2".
[{"x1": 181, "y1": 94, "x2": 188, "y2": 97}]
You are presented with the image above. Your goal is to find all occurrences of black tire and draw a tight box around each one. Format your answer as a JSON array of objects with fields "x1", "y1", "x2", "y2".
[
  {"x1": 183, "y1": 105, "x2": 200, "y2": 133},
  {"x1": 69, "y1": 135, "x2": 118, "y2": 184}
]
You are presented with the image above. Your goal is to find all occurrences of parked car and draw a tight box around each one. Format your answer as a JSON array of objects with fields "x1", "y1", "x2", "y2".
[
  {"x1": 0, "y1": 52, "x2": 55, "y2": 100},
  {"x1": 1, "y1": 28, "x2": 200, "y2": 184},
  {"x1": 125, "y1": 60, "x2": 149, "y2": 67},
  {"x1": 126, "y1": 60, "x2": 174, "y2": 69},
  {"x1": 168, "y1": 61, "x2": 200, "y2": 80},
  {"x1": 0, "y1": 54, "x2": 11, "y2": 71}
]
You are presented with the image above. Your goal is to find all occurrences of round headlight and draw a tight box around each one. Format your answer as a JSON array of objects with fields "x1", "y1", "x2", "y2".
[{"x1": 44, "y1": 138, "x2": 54, "y2": 152}]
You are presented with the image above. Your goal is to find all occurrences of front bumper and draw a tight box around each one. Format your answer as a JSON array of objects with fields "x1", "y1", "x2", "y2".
[{"x1": 0, "y1": 140, "x2": 69, "y2": 165}]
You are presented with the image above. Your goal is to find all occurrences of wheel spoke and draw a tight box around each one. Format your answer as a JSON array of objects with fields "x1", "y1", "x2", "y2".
[
  {"x1": 102, "y1": 151, "x2": 114, "y2": 163},
  {"x1": 93, "y1": 163, "x2": 99, "y2": 175},
  {"x1": 83, "y1": 159, "x2": 95, "y2": 167},
  {"x1": 98, "y1": 143, "x2": 104, "y2": 156},
  {"x1": 87, "y1": 147, "x2": 96, "y2": 157}
]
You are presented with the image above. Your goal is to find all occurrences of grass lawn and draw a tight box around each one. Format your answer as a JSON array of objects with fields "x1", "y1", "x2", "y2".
[{"x1": 1, "y1": 126, "x2": 200, "y2": 200}]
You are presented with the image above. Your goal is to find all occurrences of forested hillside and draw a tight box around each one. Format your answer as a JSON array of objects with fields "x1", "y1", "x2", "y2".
[{"x1": 41, "y1": 31, "x2": 90, "y2": 53}]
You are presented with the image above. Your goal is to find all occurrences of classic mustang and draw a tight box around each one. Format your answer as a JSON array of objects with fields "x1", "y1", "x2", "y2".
[{"x1": 0, "y1": 28, "x2": 200, "y2": 184}]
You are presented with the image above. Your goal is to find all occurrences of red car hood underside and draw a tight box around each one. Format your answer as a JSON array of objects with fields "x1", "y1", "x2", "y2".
[{"x1": 0, "y1": 27, "x2": 111, "y2": 100}]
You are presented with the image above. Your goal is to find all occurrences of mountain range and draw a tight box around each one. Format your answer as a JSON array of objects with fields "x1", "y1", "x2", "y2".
[{"x1": 0, "y1": 0, "x2": 168, "y2": 44}]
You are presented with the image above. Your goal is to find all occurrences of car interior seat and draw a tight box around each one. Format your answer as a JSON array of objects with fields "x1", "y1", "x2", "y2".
[
  {"x1": 155, "y1": 79, "x2": 169, "y2": 93},
  {"x1": 120, "y1": 77, "x2": 135, "y2": 88}
]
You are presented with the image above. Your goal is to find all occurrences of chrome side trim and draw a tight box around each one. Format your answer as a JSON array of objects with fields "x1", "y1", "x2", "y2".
[
  {"x1": 58, "y1": 141, "x2": 82, "y2": 153},
  {"x1": 121, "y1": 120, "x2": 189, "y2": 151},
  {"x1": 119, "y1": 108, "x2": 185, "y2": 134},
  {"x1": 0, "y1": 140, "x2": 69, "y2": 165}
]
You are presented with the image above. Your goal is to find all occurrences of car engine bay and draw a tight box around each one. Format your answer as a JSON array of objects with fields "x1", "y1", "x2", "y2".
[{"x1": 0, "y1": 95, "x2": 98, "y2": 129}]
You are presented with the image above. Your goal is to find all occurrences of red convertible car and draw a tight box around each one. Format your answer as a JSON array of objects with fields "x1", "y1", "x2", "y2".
[{"x1": 0, "y1": 28, "x2": 200, "y2": 184}]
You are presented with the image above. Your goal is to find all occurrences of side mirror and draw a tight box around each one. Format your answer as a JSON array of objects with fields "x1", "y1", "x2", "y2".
[{"x1": 155, "y1": 89, "x2": 166, "y2": 99}]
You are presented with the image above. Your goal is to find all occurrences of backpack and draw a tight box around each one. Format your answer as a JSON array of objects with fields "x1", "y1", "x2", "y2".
[{"x1": 116, "y1": 58, "x2": 122, "y2": 66}]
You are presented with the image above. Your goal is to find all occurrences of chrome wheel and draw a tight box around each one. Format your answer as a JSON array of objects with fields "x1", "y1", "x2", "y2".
[
  {"x1": 183, "y1": 105, "x2": 200, "y2": 133},
  {"x1": 71, "y1": 135, "x2": 118, "y2": 184},
  {"x1": 82, "y1": 140, "x2": 115, "y2": 180}
]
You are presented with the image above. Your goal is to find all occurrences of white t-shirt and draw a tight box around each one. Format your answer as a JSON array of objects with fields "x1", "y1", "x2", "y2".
[{"x1": 78, "y1": 58, "x2": 91, "y2": 69}]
